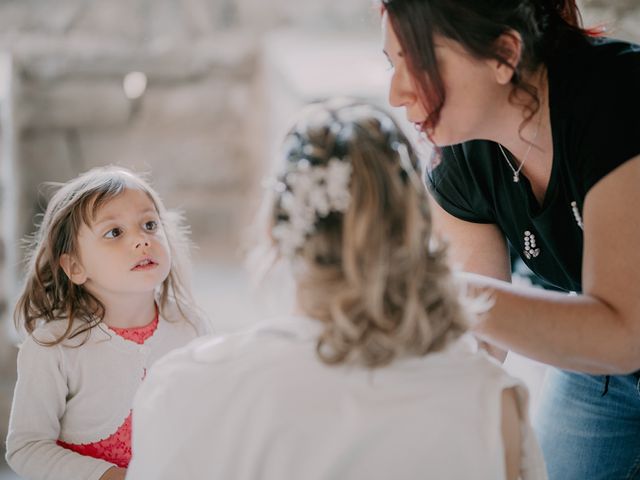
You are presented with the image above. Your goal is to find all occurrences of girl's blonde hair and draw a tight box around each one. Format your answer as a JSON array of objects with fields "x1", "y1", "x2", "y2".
[
  {"x1": 15, "y1": 166, "x2": 193, "y2": 345},
  {"x1": 266, "y1": 99, "x2": 472, "y2": 367}
]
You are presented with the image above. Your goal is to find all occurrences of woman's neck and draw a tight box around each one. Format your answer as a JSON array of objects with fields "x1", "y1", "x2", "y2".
[
  {"x1": 491, "y1": 68, "x2": 551, "y2": 162},
  {"x1": 486, "y1": 67, "x2": 554, "y2": 202}
]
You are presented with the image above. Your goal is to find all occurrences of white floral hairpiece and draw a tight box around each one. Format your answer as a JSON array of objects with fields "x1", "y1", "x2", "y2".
[{"x1": 271, "y1": 157, "x2": 352, "y2": 257}]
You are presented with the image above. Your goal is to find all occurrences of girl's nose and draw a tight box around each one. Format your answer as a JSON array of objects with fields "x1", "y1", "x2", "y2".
[{"x1": 135, "y1": 237, "x2": 150, "y2": 249}]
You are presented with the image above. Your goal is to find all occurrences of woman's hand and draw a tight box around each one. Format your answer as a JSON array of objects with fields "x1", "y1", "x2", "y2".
[{"x1": 99, "y1": 466, "x2": 127, "y2": 480}]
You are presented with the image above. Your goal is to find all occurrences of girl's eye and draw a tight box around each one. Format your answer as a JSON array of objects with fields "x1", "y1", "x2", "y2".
[
  {"x1": 144, "y1": 220, "x2": 158, "y2": 232},
  {"x1": 104, "y1": 228, "x2": 122, "y2": 239}
]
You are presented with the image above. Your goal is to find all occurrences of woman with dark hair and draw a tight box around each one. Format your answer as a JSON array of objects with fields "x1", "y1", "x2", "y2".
[{"x1": 381, "y1": 1, "x2": 640, "y2": 479}]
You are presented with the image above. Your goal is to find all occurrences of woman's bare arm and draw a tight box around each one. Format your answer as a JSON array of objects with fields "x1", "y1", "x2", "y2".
[{"x1": 469, "y1": 155, "x2": 640, "y2": 374}]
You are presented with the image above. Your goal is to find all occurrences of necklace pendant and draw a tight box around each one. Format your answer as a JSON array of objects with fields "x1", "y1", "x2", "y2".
[
  {"x1": 513, "y1": 173, "x2": 519, "y2": 183},
  {"x1": 570, "y1": 201, "x2": 584, "y2": 230}
]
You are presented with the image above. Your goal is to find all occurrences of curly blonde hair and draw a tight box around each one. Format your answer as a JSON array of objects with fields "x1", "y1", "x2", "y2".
[
  {"x1": 15, "y1": 166, "x2": 194, "y2": 346},
  {"x1": 266, "y1": 99, "x2": 472, "y2": 367}
]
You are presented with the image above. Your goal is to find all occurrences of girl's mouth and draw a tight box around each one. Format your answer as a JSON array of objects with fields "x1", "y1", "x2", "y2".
[{"x1": 132, "y1": 258, "x2": 158, "y2": 271}]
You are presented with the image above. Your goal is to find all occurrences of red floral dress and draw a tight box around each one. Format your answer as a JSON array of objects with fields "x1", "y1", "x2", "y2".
[{"x1": 57, "y1": 314, "x2": 159, "y2": 468}]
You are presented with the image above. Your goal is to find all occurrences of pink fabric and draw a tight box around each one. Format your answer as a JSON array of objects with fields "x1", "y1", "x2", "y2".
[
  {"x1": 57, "y1": 312, "x2": 159, "y2": 468},
  {"x1": 110, "y1": 313, "x2": 159, "y2": 345}
]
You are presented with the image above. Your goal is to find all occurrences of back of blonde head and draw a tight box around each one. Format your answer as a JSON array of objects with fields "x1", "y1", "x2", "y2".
[{"x1": 268, "y1": 99, "x2": 470, "y2": 367}]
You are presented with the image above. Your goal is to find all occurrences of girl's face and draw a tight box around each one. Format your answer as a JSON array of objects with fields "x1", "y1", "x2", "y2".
[
  {"x1": 382, "y1": 13, "x2": 505, "y2": 146},
  {"x1": 65, "y1": 188, "x2": 172, "y2": 303}
]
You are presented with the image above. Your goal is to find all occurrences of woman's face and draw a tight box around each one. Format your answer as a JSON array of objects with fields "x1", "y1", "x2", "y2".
[{"x1": 382, "y1": 13, "x2": 505, "y2": 146}]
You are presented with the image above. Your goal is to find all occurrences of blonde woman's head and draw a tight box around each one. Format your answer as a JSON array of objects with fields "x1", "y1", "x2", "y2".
[{"x1": 267, "y1": 99, "x2": 470, "y2": 367}]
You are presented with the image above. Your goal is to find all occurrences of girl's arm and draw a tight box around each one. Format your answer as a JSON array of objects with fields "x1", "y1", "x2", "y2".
[
  {"x1": 5, "y1": 335, "x2": 116, "y2": 480},
  {"x1": 100, "y1": 467, "x2": 127, "y2": 479},
  {"x1": 470, "y1": 155, "x2": 640, "y2": 374}
]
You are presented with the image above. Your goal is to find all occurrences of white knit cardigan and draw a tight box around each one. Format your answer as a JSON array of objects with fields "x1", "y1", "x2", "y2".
[{"x1": 5, "y1": 301, "x2": 209, "y2": 480}]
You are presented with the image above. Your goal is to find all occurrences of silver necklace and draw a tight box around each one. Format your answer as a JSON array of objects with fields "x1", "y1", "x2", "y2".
[{"x1": 498, "y1": 117, "x2": 542, "y2": 183}]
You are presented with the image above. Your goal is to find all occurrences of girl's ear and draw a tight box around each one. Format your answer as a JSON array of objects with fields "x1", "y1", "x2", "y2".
[
  {"x1": 492, "y1": 30, "x2": 523, "y2": 85},
  {"x1": 59, "y1": 254, "x2": 87, "y2": 285}
]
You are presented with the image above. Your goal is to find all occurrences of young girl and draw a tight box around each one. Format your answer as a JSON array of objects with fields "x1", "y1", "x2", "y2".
[
  {"x1": 127, "y1": 100, "x2": 546, "y2": 480},
  {"x1": 5, "y1": 166, "x2": 209, "y2": 480}
]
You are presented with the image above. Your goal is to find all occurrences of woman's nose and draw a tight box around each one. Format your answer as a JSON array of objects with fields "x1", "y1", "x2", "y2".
[{"x1": 388, "y1": 69, "x2": 414, "y2": 108}]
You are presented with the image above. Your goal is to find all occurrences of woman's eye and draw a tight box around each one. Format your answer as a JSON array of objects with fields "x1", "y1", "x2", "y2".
[
  {"x1": 384, "y1": 55, "x2": 394, "y2": 71},
  {"x1": 144, "y1": 220, "x2": 158, "y2": 232},
  {"x1": 104, "y1": 228, "x2": 122, "y2": 239}
]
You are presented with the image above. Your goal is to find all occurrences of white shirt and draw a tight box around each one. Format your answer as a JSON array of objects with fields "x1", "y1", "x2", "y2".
[
  {"x1": 128, "y1": 315, "x2": 547, "y2": 480},
  {"x1": 5, "y1": 301, "x2": 209, "y2": 480}
]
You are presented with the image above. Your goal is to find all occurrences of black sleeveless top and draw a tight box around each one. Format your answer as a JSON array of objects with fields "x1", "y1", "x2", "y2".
[{"x1": 426, "y1": 37, "x2": 640, "y2": 293}]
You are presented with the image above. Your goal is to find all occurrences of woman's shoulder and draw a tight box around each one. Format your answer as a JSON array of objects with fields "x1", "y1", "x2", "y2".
[
  {"x1": 552, "y1": 36, "x2": 639, "y2": 69},
  {"x1": 550, "y1": 37, "x2": 640, "y2": 191},
  {"x1": 586, "y1": 37, "x2": 640, "y2": 68},
  {"x1": 550, "y1": 36, "x2": 640, "y2": 98},
  {"x1": 426, "y1": 141, "x2": 499, "y2": 223}
]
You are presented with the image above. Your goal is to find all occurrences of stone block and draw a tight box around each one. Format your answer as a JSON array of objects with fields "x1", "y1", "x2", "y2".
[
  {"x1": 581, "y1": 2, "x2": 640, "y2": 42},
  {"x1": 0, "y1": 0, "x2": 85, "y2": 35},
  {"x1": 77, "y1": 123, "x2": 248, "y2": 188},
  {"x1": 19, "y1": 130, "x2": 76, "y2": 234},
  {"x1": 62, "y1": 1, "x2": 147, "y2": 43},
  {"x1": 21, "y1": 81, "x2": 133, "y2": 129},
  {"x1": 582, "y1": 0, "x2": 639, "y2": 12},
  {"x1": 234, "y1": 0, "x2": 377, "y2": 32},
  {"x1": 69, "y1": 0, "x2": 237, "y2": 44},
  {"x1": 618, "y1": 11, "x2": 640, "y2": 43},
  {"x1": 8, "y1": 30, "x2": 256, "y2": 83},
  {"x1": 133, "y1": 78, "x2": 252, "y2": 130}
]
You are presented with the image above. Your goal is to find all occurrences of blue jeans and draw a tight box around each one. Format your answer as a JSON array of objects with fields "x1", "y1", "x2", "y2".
[{"x1": 534, "y1": 368, "x2": 640, "y2": 479}]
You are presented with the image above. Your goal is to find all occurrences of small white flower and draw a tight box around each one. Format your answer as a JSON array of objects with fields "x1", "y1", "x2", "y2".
[
  {"x1": 271, "y1": 156, "x2": 352, "y2": 257},
  {"x1": 326, "y1": 159, "x2": 352, "y2": 211}
]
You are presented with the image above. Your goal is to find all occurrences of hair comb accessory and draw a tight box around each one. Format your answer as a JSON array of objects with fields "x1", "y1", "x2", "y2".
[{"x1": 271, "y1": 156, "x2": 352, "y2": 257}]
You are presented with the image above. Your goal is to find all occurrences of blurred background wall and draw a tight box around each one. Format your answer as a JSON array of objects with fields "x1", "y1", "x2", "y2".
[{"x1": 0, "y1": 0, "x2": 639, "y2": 475}]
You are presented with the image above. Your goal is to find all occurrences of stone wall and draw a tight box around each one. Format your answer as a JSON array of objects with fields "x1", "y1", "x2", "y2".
[{"x1": 0, "y1": 0, "x2": 378, "y2": 255}]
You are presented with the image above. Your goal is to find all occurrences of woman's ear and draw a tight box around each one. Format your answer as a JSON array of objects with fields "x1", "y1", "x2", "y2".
[
  {"x1": 59, "y1": 254, "x2": 87, "y2": 285},
  {"x1": 492, "y1": 30, "x2": 523, "y2": 85}
]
